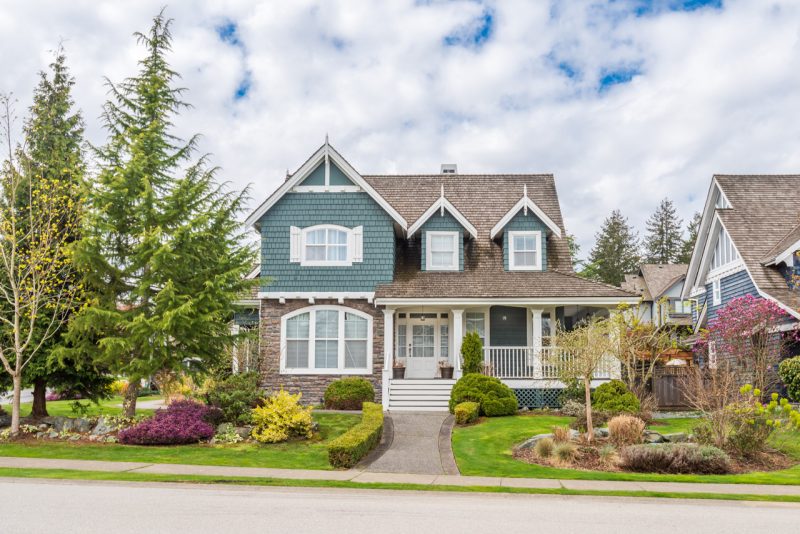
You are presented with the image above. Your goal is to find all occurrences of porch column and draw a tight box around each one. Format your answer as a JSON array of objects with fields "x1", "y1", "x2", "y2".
[
  {"x1": 382, "y1": 308, "x2": 395, "y2": 410},
  {"x1": 531, "y1": 308, "x2": 543, "y2": 379},
  {"x1": 452, "y1": 309, "x2": 464, "y2": 379}
]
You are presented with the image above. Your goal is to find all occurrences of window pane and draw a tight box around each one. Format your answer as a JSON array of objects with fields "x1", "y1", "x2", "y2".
[
  {"x1": 286, "y1": 340, "x2": 309, "y2": 368},
  {"x1": 329, "y1": 229, "x2": 348, "y2": 245},
  {"x1": 344, "y1": 340, "x2": 367, "y2": 368},
  {"x1": 315, "y1": 340, "x2": 338, "y2": 368},
  {"x1": 286, "y1": 313, "x2": 309, "y2": 338},
  {"x1": 315, "y1": 310, "x2": 339, "y2": 338},
  {"x1": 514, "y1": 251, "x2": 536, "y2": 266},
  {"x1": 432, "y1": 251, "x2": 454, "y2": 267},
  {"x1": 466, "y1": 312, "x2": 485, "y2": 337},
  {"x1": 306, "y1": 229, "x2": 326, "y2": 245},
  {"x1": 345, "y1": 313, "x2": 368, "y2": 339},
  {"x1": 440, "y1": 324, "x2": 449, "y2": 358},
  {"x1": 397, "y1": 324, "x2": 407, "y2": 358},
  {"x1": 328, "y1": 244, "x2": 348, "y2": 261},
  {"x1": 431, "y1": 234, "x2": 454, "y2": 252},
  {"x1": 306, "y1": 245, "x2": 325, "y2": 261}
]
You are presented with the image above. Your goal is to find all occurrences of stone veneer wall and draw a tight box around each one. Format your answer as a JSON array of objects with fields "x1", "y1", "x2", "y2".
[{"x1": 258, "y1": 298, "x2": 384, "y2": 405}]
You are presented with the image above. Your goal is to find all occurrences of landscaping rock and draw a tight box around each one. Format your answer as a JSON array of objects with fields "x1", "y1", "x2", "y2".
[
  {"x1": 51, "y1": 417, "x2": 72, "y2": 432},
  {"x1": 216, "y1": 423, "x2": 234, "y2": 434},
  {"x1": 47, "y1": 430, "x2": 59, "y2": 439},
  {"x1": 663, "y1": 432, "x2": 689, "y2": 443},
  {"x1": 91, "y1": 417, "x2": 116, "y2": 436},
  {"x1": 517, "y1": 433, "x2": 555, "y2": 450},
  {"x1": 593, "y1": 428, "x2": 609, "y2": 439},
  {"x1": 72, "y1": 418, "x2": 93, "y2": 433},
  {"x1": 643, "y1": 431, "x2": 666, "y2": 444},
  {"x1": 234, "y1": 426, "x2": 253, "y2": 439}
]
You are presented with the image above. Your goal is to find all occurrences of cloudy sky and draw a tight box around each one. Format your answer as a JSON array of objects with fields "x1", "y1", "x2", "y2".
[{"x1": 2, "y1": 0, "x2": 799, "y2": 257}]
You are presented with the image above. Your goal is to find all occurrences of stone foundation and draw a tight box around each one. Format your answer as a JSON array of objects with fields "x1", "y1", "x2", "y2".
[{"x1": 258, "y1": 298, "x2": 384, "y2": 405}]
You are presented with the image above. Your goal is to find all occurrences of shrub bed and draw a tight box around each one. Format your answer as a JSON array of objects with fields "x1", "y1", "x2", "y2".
[
  {"x1": 205, "y1": 372, "x2": 263, "y2": 424},
  {"x1": 454, "y1": 401, "x2": 480, "y2": 425},
  {"x1": 119, "y1": 400, "x2": 219, "y2": 445},
  {"x1": 620, "y1": 443, "x2": 731, "y2": 474},
  {"x1": 323, "y1": 377, "x2": 375, "y2": 410},
  {"x1": 250, "y1": 389, "x2": 313, "y2": 444},
  {"x1": 449, "y1": 374, "x2": 517, "y2": 417},
  {"x1": 327, "y1": 402, "x2": 384, "y2": 468}
]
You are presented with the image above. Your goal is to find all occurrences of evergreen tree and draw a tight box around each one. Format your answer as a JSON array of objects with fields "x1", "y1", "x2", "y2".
[
  {"x1": 65, "y1": 13, "x2": 256, "y2": 416},
  {"x1": 586, "y1": 210, "x2": 640, "y2": 286},
  {"x1": 643, "y1": 198, "x2": 683, "y2": 264},
  {"x1": 677, "y1": 211, "x2": 701, "y2": 264},
  {"x1": 566, "y1": 233, "x2": 581, "y2": 271}
]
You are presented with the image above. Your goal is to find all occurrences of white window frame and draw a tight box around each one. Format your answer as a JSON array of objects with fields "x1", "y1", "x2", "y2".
[
  {"x1": 711, "y1": 278, "x2": 721, "y2": 306},
  {"x1": 297, "y1": 224, "x2": 362, "y2": 267},
  {"x1": 425, "y1": 231, "x2": 459, "y2": 271},
  {"x1": 280, "y1": 305, "x2": 373, "y2": 375},
  {"x1": 508, "y1": 230, "x2": 542, "y2": 271}
]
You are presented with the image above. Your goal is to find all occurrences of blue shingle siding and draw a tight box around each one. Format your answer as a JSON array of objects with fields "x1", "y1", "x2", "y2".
[
  {"x1": 705, "y1": 269, "x2": 758, "y2": 322},
  {"x1": 259, "y1": 192, "x2": 395, "y2": 292},
  {"x1": 419, "y1": 211, "x2": 465, "y2": 271},
  {"x1": 502, "y1": 211, "x2": 548, "y2": 271}
]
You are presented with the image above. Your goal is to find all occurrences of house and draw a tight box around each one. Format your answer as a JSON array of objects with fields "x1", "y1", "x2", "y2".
[
  {"x1": 622, "y1": 264, "x2": 691, "y2": 328},
  {"x1": 241, "y1": 140, "x2": 639, "y2": 410},
  {"x1": 682, "y1": 175, "x2": 800, "y2": 353}
]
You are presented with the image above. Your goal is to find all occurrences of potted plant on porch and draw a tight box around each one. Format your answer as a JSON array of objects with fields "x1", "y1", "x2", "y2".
[
  {"x1": 439, "y1": 359, "x2": 454, "y2": 379},
  {"x1": 393, "y1": 360, "x2": 406, "y2": 379}
]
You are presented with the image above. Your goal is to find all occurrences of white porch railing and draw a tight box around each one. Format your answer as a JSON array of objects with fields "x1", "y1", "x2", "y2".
[{"x1": 483, "y1": 346, "x2": 619, "y2": 380}]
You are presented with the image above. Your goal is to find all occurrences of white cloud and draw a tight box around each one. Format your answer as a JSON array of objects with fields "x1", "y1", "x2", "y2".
[{"x1": 2, "y1": 0, "x2": 800, "y2": 258}]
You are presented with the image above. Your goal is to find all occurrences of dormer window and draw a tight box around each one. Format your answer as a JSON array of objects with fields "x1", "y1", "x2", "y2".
[
  {"x1": 509, "y1": 231, "x2": 542, "y2": 271},
  {"x1": 426, "y1": 231, "x2": 458, "y2": 271},
  {"x1": 290, "y1": 224, "x2": 363, "y2": 266}
]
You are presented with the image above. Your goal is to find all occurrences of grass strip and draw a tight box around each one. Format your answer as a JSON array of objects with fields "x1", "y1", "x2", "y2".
[{"x1": 0, "y1": 467, "x2": 798, "y2": 504}]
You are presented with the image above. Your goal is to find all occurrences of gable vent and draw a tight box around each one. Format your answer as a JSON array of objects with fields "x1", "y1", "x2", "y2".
[{"x1": 440, "y1": 163, "x2": 457, "y2": 174}]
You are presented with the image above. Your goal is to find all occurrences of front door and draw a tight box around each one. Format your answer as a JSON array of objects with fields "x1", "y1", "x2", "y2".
[{"x1": 405, "y1": 320, "x2": 437, "y2": 378}]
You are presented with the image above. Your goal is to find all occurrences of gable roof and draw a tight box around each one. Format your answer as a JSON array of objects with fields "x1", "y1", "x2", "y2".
[
  {"x1": 244, "y1": 141, "x2": 408, "y2": 231},
  {"x1": 761, "y1": 221, "x2": 800, "y2": 266},
  {"x1": 406, "y1": 187, "x2": 478, "y2": 239},
  {"x1": 489, "y1": 187, "x2": 563, "y2": 239},
  {"x1": 640, "y1": 264, "x2": 687, "y2": 300},
  {"x1": 688, "y1": 175, "x2": 800, "y2": 317}
]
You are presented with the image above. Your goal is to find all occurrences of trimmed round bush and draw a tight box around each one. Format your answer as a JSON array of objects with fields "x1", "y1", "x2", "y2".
[
  {"x1": 620, "y1": 443, "x2": 731, "y2": 474},
  {"x1": 119, "y1": 400, "x2": 217, "y2": 445},
  {"x1": 323, "y1": 377, "x2": 375, "y2": 410},
  {"x1": 592, "y1": 380, "x2": 640, "y2": 414},
  {"x1": 454, "y1": 401, "x2": 480, "y2": 425},
  {"x1": 449, "y1": 374, "x2": 518, "y2": 417},
  {"x1": 779, "y1": 356, "x2": 800, "y2": 402}
]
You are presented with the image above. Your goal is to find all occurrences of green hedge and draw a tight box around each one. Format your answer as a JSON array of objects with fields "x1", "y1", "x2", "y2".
[
  {"x1": 779, "y1": 356, "x2": 800, "y2": 402},
  {"x1": 327, "y1": 402, "x2": 384, "y2": 468},
  {"x1": 448, "y1": 374, "x2": 518, "y2": 417},
  {"x1": 454, "y1": 401, "x2": 480, "y2": 425},
  {"x1": 323, "y1": 377, "x2": 375, "y2": 410}
]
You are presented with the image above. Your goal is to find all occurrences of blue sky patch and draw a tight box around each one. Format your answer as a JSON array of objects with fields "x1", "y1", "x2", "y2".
[
  {"x1": 216, "y1": 20, "x2": 241, "y2": 47},
  {"x1": 632, "y1": 0, "x2": 723, "y2": 16},
  {"x1": 599, "y1": 66, "x2": 641, "y2": 91},
  {"x1": 444, "y1": 8, "x2": 494, "y2": 48}
]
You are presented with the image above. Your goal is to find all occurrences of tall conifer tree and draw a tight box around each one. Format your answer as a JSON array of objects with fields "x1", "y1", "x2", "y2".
[
  {"x1": 66, "y1": 13, "x2": 255, "y2": 416},
  {"x1": 643, "y1": 198, "x2": 683, "y2": 264},
  {"x1": 677, "y1": 211, "x2": 701, "y2": 264},
  {"x1": 586, "y1": 210, "x2": 640, "y2": 286}
]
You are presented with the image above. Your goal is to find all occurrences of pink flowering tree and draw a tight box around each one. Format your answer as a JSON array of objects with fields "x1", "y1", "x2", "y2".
[{"x1": 695, "y1": 294, "x2": 793, "y2": 393}]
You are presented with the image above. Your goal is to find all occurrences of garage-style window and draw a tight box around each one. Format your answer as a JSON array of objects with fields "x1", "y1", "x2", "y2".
[{"x1": 281, "y1": 306, "x2": 373, "y2": 374}]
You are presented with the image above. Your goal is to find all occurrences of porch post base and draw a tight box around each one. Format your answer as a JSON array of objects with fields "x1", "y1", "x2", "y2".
[{"x1": 381, "y1": 369, "x2": 391, "y2": 410}]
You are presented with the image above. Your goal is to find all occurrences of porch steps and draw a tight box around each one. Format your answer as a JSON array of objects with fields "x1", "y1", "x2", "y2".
[{"x1": 388, "y1": 379, "x2": 455, "y2": 411}]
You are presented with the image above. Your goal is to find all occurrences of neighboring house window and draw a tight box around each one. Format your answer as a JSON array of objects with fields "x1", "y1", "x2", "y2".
[
  {"x1": 466, "y1": 312, "x2": 486, "y2": 345},
  {"x1": 508, "y1": 231, "x2": 542, "y2": 270},
  {"x1": 281, "y1": 306, "x2": 373, "y2": 374},
  {"x1": 710, "y1": 227, "x2": 739, "y2": 271},
  {"x1": 290, "y1": 225, "x2": 363, "y2": 266},
  {"x1": 712, "y1": 279, "x2": 721, "y2": 306},
  {"x1": 426, "y1": 231, "x2": 459, "y2": 271}
]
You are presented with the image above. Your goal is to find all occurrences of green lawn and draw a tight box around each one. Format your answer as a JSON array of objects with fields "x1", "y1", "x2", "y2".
[
  {"x1": 451, "y1": 414, "x2": 800, "y2": 485},
  {"x1": 0, "y1": 412, "x2": 360, "y2": 470},
  {"x1": 647, "y1": 417, "x2": 700, "y2": 435},
  {"x1": 1, "y1": 395, "x2": 162, "y2": 418}
]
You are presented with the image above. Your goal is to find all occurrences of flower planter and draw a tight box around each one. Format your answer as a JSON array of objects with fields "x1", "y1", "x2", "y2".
[
  {"x1": 440, "y1": 366, "x2": 454, "y2": 379},
  {"x1": 392, "y1": 367, "x2": 406, "y2": 380}
]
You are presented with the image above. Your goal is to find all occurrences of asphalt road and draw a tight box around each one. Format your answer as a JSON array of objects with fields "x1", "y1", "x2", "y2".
[{"x1": 0, "y1": 479, "x2": 798, "y2": 534}]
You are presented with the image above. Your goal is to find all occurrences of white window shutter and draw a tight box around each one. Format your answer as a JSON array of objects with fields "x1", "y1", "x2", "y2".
[
  {"x1": 353, "y1": 226, "x2": 363, "y2": 263},
  {"x1": 290, "y1": 226, "x2": 301, "y2": 263}
]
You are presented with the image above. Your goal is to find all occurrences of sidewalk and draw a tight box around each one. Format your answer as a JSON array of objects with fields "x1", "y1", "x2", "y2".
[{"x1": 1, "y1": 456, "x2": 800, "y2": 496}]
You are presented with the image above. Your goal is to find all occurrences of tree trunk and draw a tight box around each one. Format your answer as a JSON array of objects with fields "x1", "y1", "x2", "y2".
[
  {"x1": 31, "y1": 378, "x2": 49, "y2": 418},
  {"x1": 584, "y1": 376, "x2": 593, "y2": 443},
  {"x1": 123, "y1": 380, "x2": 139, "y2": 418},
  {"x1": 11, "y1": 374, "x2": 22, "y2": 434}
]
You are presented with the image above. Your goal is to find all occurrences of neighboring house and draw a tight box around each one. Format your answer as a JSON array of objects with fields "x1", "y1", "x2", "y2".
[
  {"x1": 682, "y1": 175, "x2": 800, "y2": 343},
  {"x1": 621, "y1": 264, "x2": 691, "y2": 328},
  {"x1": 241, "y1": 140, "x2": 639, "y2": 410}
]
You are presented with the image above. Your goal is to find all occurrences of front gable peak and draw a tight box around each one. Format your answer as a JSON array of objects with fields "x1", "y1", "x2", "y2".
[
  {"x1": 490, "y1": 185, "x2": 563, "y2": 239},
  {"x1": 407, "y1": 185, "x2": 478, "y2": 239}
]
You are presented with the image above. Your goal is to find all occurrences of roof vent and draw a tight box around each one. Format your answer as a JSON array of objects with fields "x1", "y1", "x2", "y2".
[{"x1": 440, "y1": 163, "x2": 457, "y2": 174}]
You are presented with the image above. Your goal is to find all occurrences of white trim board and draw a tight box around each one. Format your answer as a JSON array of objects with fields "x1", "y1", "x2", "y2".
[
  {"x1": 407, "y1": 194, "x2": 478, "y2": 239},
  {"x1": 374, "y1": 296, "x2": 640, "y2": 306},
  {"x1": 260, "y1": 291, "x2": 375, "y2": 304},
  {"x1": 490, "y1": 195, "x2": 562, "y2": 239},
  {"x1": 244, "y1": 141, "x2": 408, "y2": 231},
  {"x1": 764, "y1": 236, "x2": 800, "y2": 266}
]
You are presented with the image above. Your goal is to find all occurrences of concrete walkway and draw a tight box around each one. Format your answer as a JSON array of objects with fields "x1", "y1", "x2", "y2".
[
  {"x1": 363, "y1": 412, "x2": 457, "y2": 475},
  {"x1": 1, "y1": 456, "x2": 800, "y2": 497}
]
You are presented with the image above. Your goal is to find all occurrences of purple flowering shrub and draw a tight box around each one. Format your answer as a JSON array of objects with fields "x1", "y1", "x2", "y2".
[{"x1": 119, "y1": 400, "x2": 220, "y2": 445}]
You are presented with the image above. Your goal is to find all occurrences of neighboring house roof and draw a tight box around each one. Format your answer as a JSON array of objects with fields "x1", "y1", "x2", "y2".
[
  {"x1": 761, "y1": 221, "x2": 800, "y2": 266},
  {"x1": 712, "y1": 175, "x2": 800, "y2": 316},
  {"x1": 640, "y1": 264, "x2": 687, "y2": 300},
  {"x1": 362, "y1": 174, "x2": 636, "y2": 300},
  {"x1": 620, "y1": 273, "x2": 649, "y2": 299}
]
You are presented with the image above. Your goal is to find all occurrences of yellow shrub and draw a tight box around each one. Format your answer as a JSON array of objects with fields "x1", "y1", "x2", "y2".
[
  {"x1": 110, "y1": 379, "x2": 129, "y2": 396},
  {"x1": 250, "y1": 389, "x2": 313, "y2": 444}
]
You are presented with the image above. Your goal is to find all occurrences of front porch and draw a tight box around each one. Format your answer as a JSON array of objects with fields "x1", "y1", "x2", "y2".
[{"x1": 380, "y1": 303, "x2": 622, "y2": 410}]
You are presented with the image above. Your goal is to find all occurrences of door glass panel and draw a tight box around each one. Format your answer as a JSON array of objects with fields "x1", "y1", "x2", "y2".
[{"x1": 412, "y1": 324, "x2": 435, "y2": 358}]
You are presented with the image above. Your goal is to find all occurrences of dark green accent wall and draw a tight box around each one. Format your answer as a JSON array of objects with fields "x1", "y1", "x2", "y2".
[
  {"x1": 502, "y1": 211, "x2": 548, "y2": 271},
  {"x1": 489, "y1": 306, "x2": 527, "y2": 346},
  {"x1": 299, "y1": 163, "x2": 325, "y2": 186},
  {"x1": 259, "y1": 192, "x2": 395, "y2": 292},
  {"x1": 419, "y1": 210, "x2": 465, "y2": 271}
]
